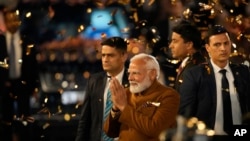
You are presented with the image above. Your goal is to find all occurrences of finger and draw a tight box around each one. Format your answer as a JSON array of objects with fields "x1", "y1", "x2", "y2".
[
  {"x1": 111, "y1": 77, "x2": 119, "y2": 85},
  {"x1": 110, "y1": 78, "x2": 119, "y2": 91},
  {"x1": 109, "y1": 82, "x2": 116, "y2": 97},
  {"x1": 110, "y1": 80, "x2": 117, "y2": 90},
  {"x1": 113, "y1": 78, "x2": 123, "y2": 90}
]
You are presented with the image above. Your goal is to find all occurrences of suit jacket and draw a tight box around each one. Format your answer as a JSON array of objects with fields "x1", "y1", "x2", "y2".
[
  {"x1": 179, "y1": 60, "x2": 250, "y2": 129},
  {"x1": 75, "y1": 70, "x2": 129, "y2": 141},
  {"x1": 174, "y1": 51, "x2": 206, "y2": 92},
  {"x1": 103, "y1": 80, "x2": 180, "y2": 141}
]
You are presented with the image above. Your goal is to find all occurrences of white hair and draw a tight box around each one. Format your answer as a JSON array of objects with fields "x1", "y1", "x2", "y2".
[{"x1": 130, "y1": 53, "x2": 160, "y2": 79}]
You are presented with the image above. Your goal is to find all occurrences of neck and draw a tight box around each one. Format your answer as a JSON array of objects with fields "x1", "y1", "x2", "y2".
[
  {"x1": 107, "y1": 67, "x2": 124, "y2": 77},
  {"x1": 212, "y1": 59, "x2": 228, "y2": 69},
  {"x1": 188, "y1": 50, "x2": 198, "y2": 57}
]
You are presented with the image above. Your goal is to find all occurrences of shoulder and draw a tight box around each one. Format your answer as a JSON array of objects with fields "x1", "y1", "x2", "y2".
[
  {"x1": 230, "y1": 63, "x2": 249, "y2": 70},
  {"x1": 186, "y1": 62, "x2": 208, "y2": 73},
  {"x1": 88, "y1": 71, "x2": 106, "y2": 81},
  {"x1": 230, "y1": 63, "x2": 250, "y2": 75},
  {"x1": 157, "y1": 85, "x2": 180, "y2": 105},
  {"x1": 191, "y1": 52, "x2": 206, "y2": 64},
  {"x1": 157, "y1": 82, "x2": 180, "y2": 97},
  {"x1": 182, "y1": 62, "x2": 213, "y2": 81}
]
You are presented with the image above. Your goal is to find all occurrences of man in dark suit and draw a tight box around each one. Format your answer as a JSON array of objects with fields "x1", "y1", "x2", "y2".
[
  {"x1": 0, "y1": 9, "x2": 38, "y2": 141},
  {"x1": 75, "y1": 37, "x2": 129, "y2": 141},
  {"x1": 168, "y1": 21, "x2": 206, "y2": 92},
  {"x1": 179, "y1": 25, "x2": 250, "y2": 136}
]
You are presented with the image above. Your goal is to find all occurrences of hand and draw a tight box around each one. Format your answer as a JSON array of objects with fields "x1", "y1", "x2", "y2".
[{"x1": 109, "y1": 77, "x2": 127, "y2": 111}]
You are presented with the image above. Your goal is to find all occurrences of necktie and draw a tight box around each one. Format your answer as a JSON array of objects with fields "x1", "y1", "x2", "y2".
[
  {"x1": 219, "y1": 69, "x2": 233, "y2": 134},
  {"x1": 9, "y1": 35, "x2": 16, "y2": 78},
  {"x1": 104, "y1": 89, "x2": 112, "y2": 121},
  {"x1": 102, "y1": 89, "x2": 113, "y2": 141}
]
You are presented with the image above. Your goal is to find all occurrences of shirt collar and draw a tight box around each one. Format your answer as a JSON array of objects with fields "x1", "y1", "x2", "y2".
[
  {"x1": 181, "y1": 56, "x2": 189, "y2": 68},
  {"x1": 107, "y1": 67, "x2": 125, "y2": 84},
  {"x1": 210, "y1": 59, "x2": 230, "y2": 73},
  {"x1": 6, "y1": 30, "x2": 20, "y2": 39}
]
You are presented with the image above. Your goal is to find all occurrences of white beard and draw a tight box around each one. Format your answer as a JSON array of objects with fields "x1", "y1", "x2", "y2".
[{"x1": 129, "y1": 76, "x2": 152, "y2": 94}]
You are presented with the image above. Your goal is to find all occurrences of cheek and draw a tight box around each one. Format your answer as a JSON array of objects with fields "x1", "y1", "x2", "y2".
[
  {"x1": 176, "y1": 43, "x2": 184, "y2": 51},
  {"x1": 226, "y1": 46, "x2": 232, "y2": 51},
  {"x1": 133, "y1": 76, "x2": 144, "y2": 83},
  {"x1": 208, "y1": 48, "x2": 218, "y2": 56},
  {"x1": 206, "y1": 47, "x2": 212, "y2": 54},
  {"x1": 109, "y1": 57, "x2": 119, "y2": 63}
]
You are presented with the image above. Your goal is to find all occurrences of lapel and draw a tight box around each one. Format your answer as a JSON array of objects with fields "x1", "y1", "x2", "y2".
[
  {"x1": 229, "y1": 63, "x2": 241, "y2": 93},
  {"x1": 101, "y1": 73, "x2": 108, "y2": 96},
  {"x1": 100, "y1": 73, "x2": 108, "y2": 100},
  {"x1": 204, "y1": 61, "x2": 217, "y2": 108},
  {"x1": 208, "y1": 62, "x2": 217, "y2": 107},
  {"x1": 97, "y1": 73, "x2": 108, "y2": 120}
]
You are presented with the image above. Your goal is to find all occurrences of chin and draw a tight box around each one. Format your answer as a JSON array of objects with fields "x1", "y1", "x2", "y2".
[
  {"x1": 130, "y1": 85, "x2": 147, "y2": 94},
  {"x1": 130, "y1": 77, "x2": 152, "y2": 94},
  {"x1": 130, "y1": 88, "x2": 142, "y2": 94},
  {"x1": 103, "y1": 67, "x2": 111, "y2": 71}
]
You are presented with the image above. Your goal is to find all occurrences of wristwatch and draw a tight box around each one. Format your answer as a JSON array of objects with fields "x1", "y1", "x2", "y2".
[{"x1": 111, "y1": 108, "x2": 121, "y2": 118}]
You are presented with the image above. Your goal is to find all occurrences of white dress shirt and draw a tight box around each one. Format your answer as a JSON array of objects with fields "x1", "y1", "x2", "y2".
[
  {"x1": 211, "y1": 59, "x2": 242, "y2": 135},
  {"x1": 103, "y1": 67, "x2": 125, "y2": 113},
  {"x1": 103, "y1": 68, "x2": 125, "y2": 141},
  {"x1": 6, "y1": 31, "x2": 22, "y2": 79}
]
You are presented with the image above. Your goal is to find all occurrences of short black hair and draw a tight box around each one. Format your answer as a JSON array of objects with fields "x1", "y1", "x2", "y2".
[
  {"x1": 172, "y1": 21, "x2": 202, "y2": 50},
  {"x1": 101, "y1": 37, "x2": 128, "y2": 53},
  {"x1": 205, "y1": 25, "x2": 228, "y2": 44}
]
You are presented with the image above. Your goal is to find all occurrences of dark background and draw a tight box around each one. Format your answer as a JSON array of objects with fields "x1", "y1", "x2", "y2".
[{"x1": 0, "y1": 0, "x2": 250, "y2": 141}]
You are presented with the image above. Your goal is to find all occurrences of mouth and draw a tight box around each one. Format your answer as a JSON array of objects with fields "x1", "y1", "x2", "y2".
[
  {"x1": 220, "y1": 53, "x2": 228, "y2": 57},
  {"x1": 129, "y1": 81, "x2": 138, "y2": 86},
  {"x1": 103, "y1": 63, "x2": 110, "y2": 67}
]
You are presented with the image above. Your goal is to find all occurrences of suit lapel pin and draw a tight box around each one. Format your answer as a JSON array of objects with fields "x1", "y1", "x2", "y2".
[
  {"x1": 146, "y1": 101, "x2": 161, "y2": 107},
  {"x1": 124, "y1": 84, "x2": 129, "y2": 88}
]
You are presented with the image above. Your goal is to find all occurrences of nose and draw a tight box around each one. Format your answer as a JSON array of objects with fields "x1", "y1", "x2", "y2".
[
  {"x1": 169, "y1": 42, "x2": 173, "y2": 49},
  {"x1": 128, "y1": 73, "x2": 134, "y2": 81},
  {"x1": 220, "y1": 44, "x2": 227, "y2": 50},
  {"x1": 102, "y1": 55, "x2": 109, "y2": 62}
]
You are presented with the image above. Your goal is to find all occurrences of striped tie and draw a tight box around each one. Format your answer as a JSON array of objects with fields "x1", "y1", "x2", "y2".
[{"x1": 102, "y1": 89, "x2": 113, "y2": 141}]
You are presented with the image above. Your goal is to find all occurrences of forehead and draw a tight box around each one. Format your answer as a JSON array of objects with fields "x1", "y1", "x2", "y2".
[
  {"x1": 129, "y1": 59, "x2": 145, "y2": 70},
  {"x1": 209, "y1": 33, "x2": 230, "y2": 43},
  {"x1": 102, "y1": 45, "x2": 120, "y2": 53},
  {"x1": 171, "y1": 32, "x2": 182, "y2": 39}
]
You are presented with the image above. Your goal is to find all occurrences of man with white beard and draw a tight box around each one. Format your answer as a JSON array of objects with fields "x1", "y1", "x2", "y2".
[{"x1": 103, "y1": 53, "x2": 180, "y2": 141}]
